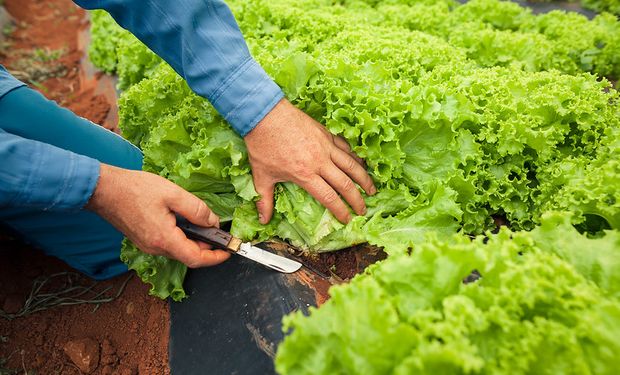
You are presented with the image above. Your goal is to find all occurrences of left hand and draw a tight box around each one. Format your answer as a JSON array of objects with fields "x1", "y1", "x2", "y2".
[{"x1": 86, "y1": 164, "x2": 231, "y2": 268}]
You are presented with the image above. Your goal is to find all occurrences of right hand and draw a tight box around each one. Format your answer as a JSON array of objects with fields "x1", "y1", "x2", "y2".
[
  {"x1": 86, "y1": 164, "x2": 231, "y2": 268},
  {"x1": 244, "y1": 99, "x2": 376, "y2": 224}
]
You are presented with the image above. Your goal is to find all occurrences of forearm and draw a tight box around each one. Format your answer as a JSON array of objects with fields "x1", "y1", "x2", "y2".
[{"x1": 74, "y1": 0, "x2": 284, "y2": 136}]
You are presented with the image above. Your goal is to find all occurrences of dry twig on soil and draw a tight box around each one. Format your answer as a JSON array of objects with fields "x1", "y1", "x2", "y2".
[{"x1": 0, "y1": 272, "x2": 132, "y2": 320}]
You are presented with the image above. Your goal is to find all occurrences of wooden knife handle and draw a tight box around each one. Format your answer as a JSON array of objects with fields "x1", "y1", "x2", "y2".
[{"x1": 176, "y1": 215, "x2": 237, "y2": 251}]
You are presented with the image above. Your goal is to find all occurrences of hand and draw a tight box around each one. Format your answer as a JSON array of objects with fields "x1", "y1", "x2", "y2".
[
  {"x1": 244, "y1": 99, "x2": 377, "y2": 224},
  {"x1": 86, "y1": 164, "x2": 231, "y2": 268}
]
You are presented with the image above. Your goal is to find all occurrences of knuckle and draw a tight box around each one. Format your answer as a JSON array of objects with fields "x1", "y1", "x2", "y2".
[
  {"x1": 205, "y1": 208, "x2": 215, "y2": 221},
  {"x1": 148, "y1": 235, "x2": 167, "y2": 251},
  {"x1": 345, "y1": 157, "x2": 357, "y2": 172},
  {"x1": 341, "y1": 178, "x2": 356, "y2": 192},
  {"x1": 256, "y1": 189, "x2": 274, "y2": 204},
  {"x1": 210, "y1": 214, "x2": 221, "y2": 228},
  {"x1": 294, "y1": 168, "x2": 315, "y2": 183},
  {"x1": 139, "y1": 243, "x2": 158, "y2": 256},
  {"x1": 193, "y1": 201, "x2": 208, "y2": 220},
  {"x1": 186, "y1": 260, "x2": 201, "y2": 269},
  {"x1": 321, "y1": 189, "x2": 340, "y2": 204}
]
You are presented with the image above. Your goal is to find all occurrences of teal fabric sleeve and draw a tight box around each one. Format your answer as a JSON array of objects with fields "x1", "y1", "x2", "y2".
[
  {"x1": 0, "y1": 86, "x2": 143, "y2": 280},
  {"x1": 0, "y1": 65, "x2": 26, "y2": 99},
  {"x1": 0, "y1": 128, "x2": 100, "y2": 211}
]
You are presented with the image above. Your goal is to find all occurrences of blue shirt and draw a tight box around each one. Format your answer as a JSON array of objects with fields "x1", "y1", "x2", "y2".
[{"x1": 0, "y1": 0, "x2": 284, "y2": 212}]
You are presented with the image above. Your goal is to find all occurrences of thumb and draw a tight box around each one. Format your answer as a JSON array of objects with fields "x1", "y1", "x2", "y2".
[
  {"x1": 168, "y1": 189, "x2": 220, "y2": 228},
  {"x1": 167, "y1": 228, "x2": 231, "y2": 268},
  {"x1": 253, "y1": 174, "x2": 275, "y2": 225}
]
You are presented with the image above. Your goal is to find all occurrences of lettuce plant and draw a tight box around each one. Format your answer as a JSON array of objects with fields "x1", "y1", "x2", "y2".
[{"x1": 89, "y1": 0, "x2": 619, "y2": 323}]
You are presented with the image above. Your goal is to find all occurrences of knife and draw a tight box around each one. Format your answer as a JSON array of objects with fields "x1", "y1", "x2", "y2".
[{"x1": 176, "y1": 216, "x2": 302, "y2": 273}]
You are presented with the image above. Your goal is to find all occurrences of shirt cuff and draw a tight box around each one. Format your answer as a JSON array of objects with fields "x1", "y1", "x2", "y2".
[
  {"x1": 20, "y1": 142, "x2": 101, "y2": 211},
  {"x1": 0, "y1": 65, "x2": 26, "y2": 100},
  {"x1": 210, "y1": 58, "x2": 284, "y2": 137}
]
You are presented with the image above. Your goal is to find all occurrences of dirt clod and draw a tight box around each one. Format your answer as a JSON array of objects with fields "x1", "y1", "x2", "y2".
[
  {"x1": 101, "y1": 338, "x2": 115, "y2": 355},
  {"x1": 125, "y1": 301, "x2": 135, "y2": 315},
  {"x1": 63, "y1": 338, "x2": 100, "y2": 374},
  {"x1": 100, "y1": 339, "x2": 118, "y2": 366}
]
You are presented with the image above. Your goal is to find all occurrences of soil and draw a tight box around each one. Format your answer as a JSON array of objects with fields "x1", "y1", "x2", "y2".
[
  {"x1": 0, "y1": 0, "x2": 169, "y2": 374},
  {"x1": 297, "y1": 245, "x2": 387, "y2": 282},
  {"x1": 0, "y1": 0, "x2": 116, "y2": 132},
  {"x1": 263, "y1": 240, "x2": 387, "y2": 306},
  {"x1": 0, "y1": 240, "x2": 169, "y2": 375}
]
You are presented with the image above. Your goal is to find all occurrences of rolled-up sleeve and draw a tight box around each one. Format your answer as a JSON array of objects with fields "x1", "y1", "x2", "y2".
[
  {"x1": 74, "y1": 0, "x2": 284, "y2": 137},
  {"x1": 0, "y1": 129, "x2": 101, "y2": 211}
]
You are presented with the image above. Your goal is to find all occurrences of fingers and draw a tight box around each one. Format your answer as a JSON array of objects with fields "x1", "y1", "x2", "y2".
[
  {"x1": 332, "y1": 135, "x2": 365, "y2": 166},
  {"x1": 331, "y1": 149, "x2": 377, "y2": 195},
  {"x1": 167, "y1": 228, "x2": 231, "y2": 268},
  {"x1": 302, "y1": 176, "x2": 352, "y2": 223},
  {"x1": 167, "y1": 188, "x2": 220, "y2": 228},
  {"x1": 253, "y1": 174, "x2": 276, "y2": 224},
  {"x1": 194, "y1": 240, "x2": 213, "y2": 251},
  {"x1": 332, "y1": 134, "x2": 352, "y2": 152},
  {"x1": 321, "y1": 164, "x2": 366, "y2": 216}
]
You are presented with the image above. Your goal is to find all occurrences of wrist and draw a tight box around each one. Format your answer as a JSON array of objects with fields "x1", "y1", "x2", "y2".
[
  {"x1": 85, "y1": 163, "x2": 116, "y2": 212},
  {"x1": 244, "y1": 98, "x2": 290, "y2": 141}
]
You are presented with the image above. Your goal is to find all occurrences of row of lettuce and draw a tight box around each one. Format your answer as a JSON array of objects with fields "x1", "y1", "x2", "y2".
[
  {"x1": 541, "y1": 0, "x2": 620, "y2": 15},
  {"x1": 584, "y1": 0, "x2": 620, "y2": 14},
  {"x1": 90, "y1": 0, "x2": 620, "y2": 373}
]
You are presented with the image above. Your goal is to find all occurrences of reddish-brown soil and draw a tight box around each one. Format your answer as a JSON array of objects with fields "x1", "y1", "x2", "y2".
[
  {"x1": 0, "y1": 241, "x2": 169, "y2": 375},
  {"x1": 1, "y1": 0, "x2": 116, "y2": 132},
  {"x1": 297, "y1": 244, "x2": 386, "y2": 282},
  {"x1": 0, "y1": 0, "x2": 169, "y2": 374}
]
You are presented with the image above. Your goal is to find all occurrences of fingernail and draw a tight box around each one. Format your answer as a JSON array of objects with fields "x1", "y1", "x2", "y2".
[
  {"x1": 258, "y1": 213, "x2": 265, "y2": 224},
  {"x1": 369, "y1": 186, "x2": 377, "y2": 195},
  {"x1": 362, "y1": 206, "x2": 367, "y2": 215}
]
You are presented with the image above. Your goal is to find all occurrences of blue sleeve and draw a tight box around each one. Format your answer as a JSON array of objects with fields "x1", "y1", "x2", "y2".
[
  {"x1": 74, "y1": 0, "x2": 284, "y2": 137},
  {"x1": 0, "y1": 129, "x2": 101, "y2": 211},
  {"x1": 0, "y1": 65, "x2": 26, "y2": 100}
]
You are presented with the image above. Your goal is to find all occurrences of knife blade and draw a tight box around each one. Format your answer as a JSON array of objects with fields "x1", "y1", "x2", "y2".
[{"x1": 176, "y1": 216, "x2": 302, "y2": 273}]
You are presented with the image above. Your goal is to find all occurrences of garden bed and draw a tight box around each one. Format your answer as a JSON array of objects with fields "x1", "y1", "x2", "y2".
[{"x1": 1, "y1": 0, "x2": 619, "y2": 374}]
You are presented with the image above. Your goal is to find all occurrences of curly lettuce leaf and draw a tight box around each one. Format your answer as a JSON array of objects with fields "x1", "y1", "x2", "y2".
[
  {"x1": 120, "y1": 239, "x2": 187, "y2": 301},
  {"x1": 88, "y1": 10, "x2": 127, "y2": 73},
  {"x1": 522, "y1": 212, "x2": 620, "y2": 298}
]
